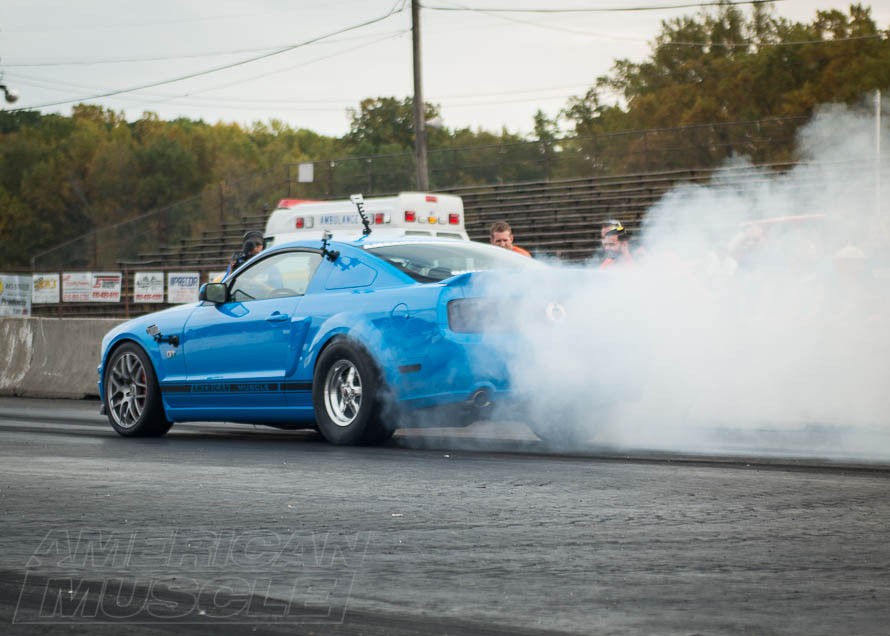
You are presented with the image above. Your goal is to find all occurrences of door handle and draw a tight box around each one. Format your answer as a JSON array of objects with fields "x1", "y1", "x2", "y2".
[{"x1": 266, "y1": 312, "x2": 289, "y2": 323}]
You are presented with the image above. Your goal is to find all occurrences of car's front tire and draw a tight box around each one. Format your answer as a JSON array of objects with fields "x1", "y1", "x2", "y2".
[
  {"x1": 104, "y1": 343, "x2": 172, "y2": 437},
  {"x1": 312, "y1": 340, "x2": 394, "y2": 445}
]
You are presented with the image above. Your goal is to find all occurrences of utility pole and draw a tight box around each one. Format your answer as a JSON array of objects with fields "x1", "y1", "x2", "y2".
[
  {"x1": 876, "y1": 89, "x2": 881, "y2": 229},
  {"x1": 412, "y1": 0, "x2": 429, "y2": 191}
]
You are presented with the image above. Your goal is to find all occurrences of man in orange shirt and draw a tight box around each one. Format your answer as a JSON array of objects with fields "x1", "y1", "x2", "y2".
[{"x1": 489, "y1": 221, "x2": 531, "y2": 257}]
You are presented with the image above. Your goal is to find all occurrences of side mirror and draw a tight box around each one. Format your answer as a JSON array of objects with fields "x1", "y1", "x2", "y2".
[{"x1": 200, "y1": 282, "x2": 228, "y2": 304}]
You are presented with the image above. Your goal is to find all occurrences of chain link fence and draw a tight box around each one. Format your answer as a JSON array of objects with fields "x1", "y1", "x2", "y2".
[
  {"x1": 284, "y1": 117, "x2": 806, "y2": 199},
  {"x1": 30, "y1": 166, "x2": 290, "y2": 271},
  {"x1": 30, "y1": 117, "x2": 807, "y2": 271}
]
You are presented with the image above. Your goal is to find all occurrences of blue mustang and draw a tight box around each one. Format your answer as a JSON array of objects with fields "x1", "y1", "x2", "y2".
[{"x1": 98, "y1": 236, "x2": 546, "y2": 445}]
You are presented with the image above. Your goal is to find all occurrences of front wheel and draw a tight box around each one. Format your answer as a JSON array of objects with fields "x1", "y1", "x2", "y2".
[
  {"x1": 312, "y1": 340, "x2": 394, "y2": 445},
  {"x1": 104, "y1": 343, "x2": 172, "y2": 437}
]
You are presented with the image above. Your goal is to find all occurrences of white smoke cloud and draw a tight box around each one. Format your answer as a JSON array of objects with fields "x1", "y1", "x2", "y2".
[{"x1": 501, "y1": 100, "x2": 890, "y2": 461}]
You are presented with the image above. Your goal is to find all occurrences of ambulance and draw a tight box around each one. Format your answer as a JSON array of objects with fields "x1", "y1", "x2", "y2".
[{"x1": 263, "y1": 192, "x2": 468, "y2": 248}]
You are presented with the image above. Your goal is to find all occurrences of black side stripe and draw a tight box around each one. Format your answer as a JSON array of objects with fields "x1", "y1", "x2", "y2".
[
  {"x1": 162, "y1": 385, "x2": 192, "y2": 393},
  {"x1": 161, "y1": 382, "x2": 312, "y2": 394},
  {"x1": 281, "y1": 382, "x2": 312, "y2": 391}
]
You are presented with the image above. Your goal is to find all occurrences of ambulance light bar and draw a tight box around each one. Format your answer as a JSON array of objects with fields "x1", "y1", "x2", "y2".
[{"x1": 403, "y1": 210, "x2": 460, "y2": 225}]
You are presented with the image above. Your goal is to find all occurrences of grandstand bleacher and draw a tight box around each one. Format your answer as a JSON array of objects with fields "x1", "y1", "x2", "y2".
[{"x1": 121, "y1": 164, "x2": 797, "y2": 268}]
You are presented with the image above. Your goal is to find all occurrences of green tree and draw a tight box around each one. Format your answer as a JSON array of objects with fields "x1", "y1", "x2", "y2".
[
  {"x1": 562, "y1": 3, "x2": 890, "y2": 167},
  {"x1": 0, "y1": 186, "x2": 33, "y2": 268},
  {"x1": 133, "y1": 136, "x2": 202, "y2": 210},
  {"x1": 345, "y1": 97, "x2": 441, "y2": 152}
]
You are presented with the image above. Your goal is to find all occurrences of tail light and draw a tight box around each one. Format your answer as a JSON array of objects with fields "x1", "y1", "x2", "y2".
[
  {"x1": 375, "y1": 212, "x2": 384, "y2": 224},
  {"x1": 295, "y1": 217, "x2": 314, "y2": 229},
  {"x1": 405, "y1": 211, "x2": 416, "y2": 222},
  {"x1": 449, "y1": 213, "x2": 460, "y2": 225}
]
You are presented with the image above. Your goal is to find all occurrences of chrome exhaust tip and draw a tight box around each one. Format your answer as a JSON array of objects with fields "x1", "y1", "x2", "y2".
[{"x1": 468, "y1": 388, "x2": 492, "y2": 410}]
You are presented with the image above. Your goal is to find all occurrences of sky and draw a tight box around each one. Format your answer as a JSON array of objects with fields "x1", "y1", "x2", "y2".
[{"x1": 1, "y1": 1, "x2": 888, "y2": 138}]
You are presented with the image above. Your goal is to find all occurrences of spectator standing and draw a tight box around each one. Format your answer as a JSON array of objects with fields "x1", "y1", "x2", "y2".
[
  {"x1": 600, "y1": 219, "x2": 634, "y2": 268},
  {"x1": 489, "y1": 221, "x2": 531, "y2": 257},
  {"x1": 218, "y1": 230, "x2": 265, "y2": 281}
]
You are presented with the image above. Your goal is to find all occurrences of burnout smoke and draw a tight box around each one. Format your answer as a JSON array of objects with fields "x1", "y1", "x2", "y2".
[{"x1": 501, "y1": 102, "x2": 890, "y2": 460}]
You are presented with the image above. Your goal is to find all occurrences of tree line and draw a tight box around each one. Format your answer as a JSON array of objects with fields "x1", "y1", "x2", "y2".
[{"x1": 1, "y1": 3, "x2": 888, "y2": 269}]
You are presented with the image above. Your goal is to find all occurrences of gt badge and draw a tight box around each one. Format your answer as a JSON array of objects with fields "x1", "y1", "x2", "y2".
[{"x1": 166, "y1": 350, "x2": 176, "y2": 358}]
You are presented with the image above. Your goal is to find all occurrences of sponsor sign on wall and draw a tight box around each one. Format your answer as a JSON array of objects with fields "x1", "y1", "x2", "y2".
[
  {"x1": 32, "y1": 273, "x2": 60, "y2": 304},
  {"x1": 0, "y1": 274, "x2": 32, "y2": 316},
  {"x1": 133, "y1": 272, "x2": 165, "y2": 303},
  {"x1": 90, "y1": 272, "x2": 122, "y2": 302},
  {"x1": 62, "y1": 272, "x2": 92, "y2": 302},
  {"x1": 168, "y1": 272, "x2": 200, "y2": 304}
]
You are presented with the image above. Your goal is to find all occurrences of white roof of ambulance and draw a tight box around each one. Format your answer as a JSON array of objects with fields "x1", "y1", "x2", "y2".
[{"x1": 264, "y1": 192, "x2": 468, "y2": 246}]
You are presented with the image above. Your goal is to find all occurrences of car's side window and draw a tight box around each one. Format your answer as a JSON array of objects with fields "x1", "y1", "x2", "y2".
[{"x1": 230, "y1": 251, "x2": 322, "y2": 302}]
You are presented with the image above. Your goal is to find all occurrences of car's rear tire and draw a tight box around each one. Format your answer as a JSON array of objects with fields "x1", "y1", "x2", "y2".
[
  {"x1": 104, "y1": 343, "x2": 172, "y2": 437},
  {"x1": 312, "y1": 340, "x2": 395, "y2": 445}
]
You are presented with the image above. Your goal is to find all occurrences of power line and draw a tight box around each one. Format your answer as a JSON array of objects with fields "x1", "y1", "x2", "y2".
[
  {"x1": 132, "y1": 30, "x2": 411, "y2": 110},
  {"x1": 440, "y1": 0, "x2": 886, "y2": 48},
  {"x1": 7, "y1": 54, "x2": 585, "y2": 111},
  {"x1": 2, "y1": 30, "x2": 407, "y2": 67},
  {"x1": 664, "y1": 32, "x2": 886, "y2": 48},
  {"x1": 10, "y1": 5, "x2": 406, "y2": 112},
  {"x1": 421, "y1": 1, "x2": 782, "y2": 13},
  {"x1": 2, "y1": 0, "x2": 372, "y2": 32},
  {"x1": 5, "y1": 31, "x2": 408, "y2": 109}
]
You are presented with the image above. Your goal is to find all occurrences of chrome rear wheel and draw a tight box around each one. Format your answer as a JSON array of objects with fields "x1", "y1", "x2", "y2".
[
  {"x1": 312, "y1": 340, "x2": 394, "y2": 445},
  {"x1": 324, "y1": 360, "x2": 363, "y2": 427}
]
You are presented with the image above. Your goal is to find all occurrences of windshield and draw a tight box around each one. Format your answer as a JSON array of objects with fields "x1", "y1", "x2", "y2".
[{"x1": 365, "y1": 241, "x2": 546, "y2": 282}]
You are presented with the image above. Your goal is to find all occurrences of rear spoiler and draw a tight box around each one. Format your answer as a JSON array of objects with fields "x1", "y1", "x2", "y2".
[{"x1": 444, "y1": 272, "x2": 474, "y2": 287}]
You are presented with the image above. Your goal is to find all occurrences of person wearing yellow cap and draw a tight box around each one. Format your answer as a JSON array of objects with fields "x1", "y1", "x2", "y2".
[{"x1": 600, "y1": 219, "x2": 634, "y2": 268}]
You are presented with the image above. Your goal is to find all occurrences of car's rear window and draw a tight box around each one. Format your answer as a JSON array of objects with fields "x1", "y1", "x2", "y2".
[{"x1": 365, "y1": 241, "x2": 545, "y2": 282}]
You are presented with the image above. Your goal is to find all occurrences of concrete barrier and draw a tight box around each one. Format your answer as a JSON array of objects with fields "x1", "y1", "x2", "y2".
[{"x1": 0, "y1": 317, "x2": 125, "y2": 398}]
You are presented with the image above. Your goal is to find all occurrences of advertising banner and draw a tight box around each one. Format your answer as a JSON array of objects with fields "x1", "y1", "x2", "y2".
[
  {"x1": 168, "y1": 272, "x2": 200, "y2": 304},
  {"x1": 0, "y1": 274, "x2": 31, "y2": 316},
  {"x1": 89, "y1": 272, "x2": 122, "y2": 302},
  {"x1": 32, "y1": 273, "x2": 60, "y2": 304},
  {"x1": 62, "y1": 272, "x2": 92, "y2": 302},
  {"x1": 133, "y1": 272, "x2": 164, "y2": 303}
]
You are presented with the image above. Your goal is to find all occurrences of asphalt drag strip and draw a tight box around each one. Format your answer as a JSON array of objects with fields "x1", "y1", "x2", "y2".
[
  {"x1": 2, "y1": 396, "x2": 890, "y2": 635},
  {"x1": 2, "y1": 397, "x2": 889, "y2": 471}
]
